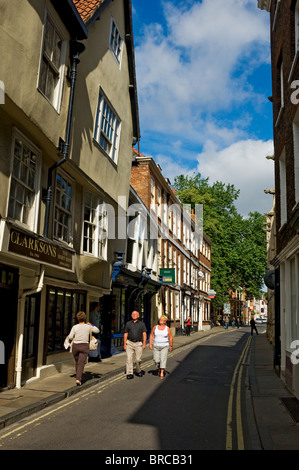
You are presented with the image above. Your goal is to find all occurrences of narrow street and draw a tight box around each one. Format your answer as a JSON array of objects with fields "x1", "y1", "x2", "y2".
[{"x1": 0, "y1": 329, "x2": 261, "y2": 451}]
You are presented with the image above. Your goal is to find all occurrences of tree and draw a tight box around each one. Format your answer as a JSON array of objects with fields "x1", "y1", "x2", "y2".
[{"x1": 174, "y1": 173, "x2": 267, "y2": 308}]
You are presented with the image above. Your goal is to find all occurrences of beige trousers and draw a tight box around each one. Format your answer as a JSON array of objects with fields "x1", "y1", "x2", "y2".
[{"x1": 126, "y1": 340, "x2": 143, "y2": 375}]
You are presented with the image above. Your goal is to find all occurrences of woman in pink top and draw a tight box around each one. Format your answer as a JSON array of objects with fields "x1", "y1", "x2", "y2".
[{"x1": 149, "y1": 315, "x2": 173, "y2": 379}]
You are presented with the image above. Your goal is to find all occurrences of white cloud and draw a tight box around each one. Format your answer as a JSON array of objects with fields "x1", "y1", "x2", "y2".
[
  {"x1": 133, "y1": 0, "x2": 273, "y2": 217},
  {"x1": 196, "y1": 139, "x2": 274, "y2": 216},
  {"x1": 135, "y1": 0, "x2": 270, "y2": 141}
]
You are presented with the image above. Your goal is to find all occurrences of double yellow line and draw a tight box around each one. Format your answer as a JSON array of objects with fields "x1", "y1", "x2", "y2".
[
  {"x1": 226, "y1": 335, "x2": 252, "y2": 450},
  {"x1": 0, "y1": 373, "x2": 126, "y2": 445}
]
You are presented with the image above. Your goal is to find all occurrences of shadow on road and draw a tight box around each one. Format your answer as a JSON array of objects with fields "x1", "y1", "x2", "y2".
[{"x1": 129, "y1": 331, "x2": 250, "y2": 450}]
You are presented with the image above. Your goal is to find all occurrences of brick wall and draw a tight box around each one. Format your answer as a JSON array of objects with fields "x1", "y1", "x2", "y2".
[
  {"x1": 130, "y1": 162, "x2": 152, "y2": 210},
  {"x1": 270, "y1": 0, "x2": 298, "y2": 254}
]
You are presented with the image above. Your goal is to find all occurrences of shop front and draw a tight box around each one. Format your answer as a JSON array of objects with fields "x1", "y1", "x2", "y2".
[
  {"x1": 0, "y1": 221, "x2": 111, "y2": 387},
  {"x1": 99, "y1": 264, "x2": 162, "y2": 356}
]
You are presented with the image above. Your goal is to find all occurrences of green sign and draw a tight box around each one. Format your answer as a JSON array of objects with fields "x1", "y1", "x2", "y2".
[{"x1": 160, "y1": 268, "x2": 175, "y2": 284}]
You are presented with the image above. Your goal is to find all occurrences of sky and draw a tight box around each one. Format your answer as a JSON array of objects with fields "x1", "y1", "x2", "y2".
[{"x1": 131, "y1": 0, "x2": 274, "y2": 217}]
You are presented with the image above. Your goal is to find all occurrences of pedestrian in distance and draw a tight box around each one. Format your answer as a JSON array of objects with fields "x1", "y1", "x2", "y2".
[
  {"x1": 184, "y1": 316, "x2": 191, "y2": 336},
  {"x1": 250, "y1": 317, "x2": 259, "y2": 335},
  {"x1": 68, "y1": 311, "x2": 100, "y2": 386},
  {"x1": 89, "y1": 302, "x2": 102, "y2": 362},
  {"x1": 123, "y1": 311, "x2": 147, "y2": 379},
  {"x1": 149, "y1": 315, "x2": 173, "y2": 380}
]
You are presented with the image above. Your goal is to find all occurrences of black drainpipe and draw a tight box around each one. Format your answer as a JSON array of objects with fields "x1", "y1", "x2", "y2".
[{"x1": 43, "y1": 39, "x2": 86, "y2": 238}]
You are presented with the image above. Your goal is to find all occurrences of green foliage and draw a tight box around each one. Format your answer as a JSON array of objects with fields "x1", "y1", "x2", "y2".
[{"x1": 174, "y1": 173, "x2": 267, "y2": 307}]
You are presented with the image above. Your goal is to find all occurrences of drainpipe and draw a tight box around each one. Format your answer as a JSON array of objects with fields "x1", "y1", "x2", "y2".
[
  {"x1": 43, "y1": 39, "x2": 86, "y2": 238},
  {"x1": 15, "y1": 267, "x2": 45, "y2": 389}
]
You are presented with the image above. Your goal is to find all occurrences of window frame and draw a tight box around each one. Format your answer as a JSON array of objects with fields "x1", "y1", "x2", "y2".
[
  {"x1": 279, "y1": 148, "x2": 287, "y2": 227},
  {"x1": 109, "y1": 17, "x2": 123, "y2": 66},
  {"x1": 93, "y1": 89, "x2": 121, "y2": 164},
  {"x1": 37, "y1": 9, "x2": 67, "y2": 112},
  {"x1": 82, "y1": 191, "x2": 108, "y2": 260},
  {"x1": 53, "y1": 170, "x2": 75, "y2": 245},
  {"x1": 7, "y1": 128, "x2": 41, "y2": 232},
  {"x1": 46, "y1": 286, "x2": 86, "y2": 354},
  {"x1": 293, "y1": 109, "x2": 299, "y2": 205}
]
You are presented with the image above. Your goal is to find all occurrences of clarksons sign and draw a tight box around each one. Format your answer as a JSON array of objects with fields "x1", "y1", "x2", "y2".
[{"x1": 9, "y1": 228, "x2": 73, "y2": 269}]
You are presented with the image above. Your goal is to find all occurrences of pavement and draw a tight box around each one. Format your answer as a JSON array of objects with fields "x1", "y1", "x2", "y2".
[{"x1": 1, "y1": 325, "x2": 299, "y2": 450}]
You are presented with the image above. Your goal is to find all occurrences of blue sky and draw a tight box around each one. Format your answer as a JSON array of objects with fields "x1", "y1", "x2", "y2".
[{"x1": 131, "y1": 0, "x2": 274, "y2": 217}]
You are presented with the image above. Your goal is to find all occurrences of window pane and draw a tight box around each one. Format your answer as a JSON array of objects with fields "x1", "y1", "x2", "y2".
[
  {"x1": 94, "y1": 92, "x2": 120, "y2": 162},
  {"x1": 45, "y1": 67, "x2": 55, "y2": 102},
  {"x1": 9, "y1": 133, "x2": 39, "y2": 228},
  {"x1": 52, "y1": 31, "x2": 62, "y2": 69},
  {"x1": 39, "y1": 59, "x2": 48, "y2": 95},
  {"x1": 44, "y1": 18, "x2": 54, "y2": 58}
]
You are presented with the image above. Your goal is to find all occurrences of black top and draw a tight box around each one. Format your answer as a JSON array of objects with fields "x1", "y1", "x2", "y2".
[{"x1": 125, "y1": 320, "x2": 147, "y2": 342}]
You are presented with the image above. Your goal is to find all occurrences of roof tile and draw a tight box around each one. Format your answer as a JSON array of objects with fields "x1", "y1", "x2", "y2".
[{"x1": 73, "y1": 0, "x2": 103, "y2": 23}]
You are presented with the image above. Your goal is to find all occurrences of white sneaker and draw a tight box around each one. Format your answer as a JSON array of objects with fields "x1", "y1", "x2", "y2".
[{"x1": 76, "y1": 380, "x2": 81, "y2": 386}]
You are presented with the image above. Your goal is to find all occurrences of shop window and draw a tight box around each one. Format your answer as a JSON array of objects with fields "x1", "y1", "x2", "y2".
[{"x1": 47, "y1": 287, "x2": 86, "y2": 353}]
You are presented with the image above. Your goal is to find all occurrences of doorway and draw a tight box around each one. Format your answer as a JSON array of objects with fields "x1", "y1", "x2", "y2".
[
  {"x1": 22, "y1": 293, "x2": 40, "y2": 381},
  {"x1": 0, "y1": 265, "x2": 19, "y2": 388}
]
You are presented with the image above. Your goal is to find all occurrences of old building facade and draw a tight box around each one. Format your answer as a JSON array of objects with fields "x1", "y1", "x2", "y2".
[
  {"x1": 130, "y1": 150, "x2": 212, "y2": 335},
  {"x1": 0, "y1": 0, "x2": 140, "y2": 388},
  {"x1": 258, "y1": 0, "x2": 299, "y2": 396}
]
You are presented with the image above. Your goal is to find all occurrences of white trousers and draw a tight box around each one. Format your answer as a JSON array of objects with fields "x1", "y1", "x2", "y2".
[
  {"x1": 153, "y1": 345, "x2": 169, "y2": 369},
  {"x1": 126, "y1": 340, "x2": 143, "y2": 375}
]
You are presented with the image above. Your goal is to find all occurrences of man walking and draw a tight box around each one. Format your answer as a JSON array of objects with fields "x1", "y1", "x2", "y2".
[
  {"x1": 124, "y1": 311, "x2": 147, "y2": 379},
  {"x1": 250, "y1": 317, "x2": 259, "y2": 335}
]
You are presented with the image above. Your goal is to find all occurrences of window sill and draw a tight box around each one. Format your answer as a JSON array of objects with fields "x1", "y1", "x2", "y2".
[
  {"x1": 81, "y1": 252, "x2": 107, "y2": 262},
  {"x1": 92, "y1": 138, "x2": 118, "y2": 168},
  {"x1": 37, "y1": 87, "x2": 61, "y2": 115}
]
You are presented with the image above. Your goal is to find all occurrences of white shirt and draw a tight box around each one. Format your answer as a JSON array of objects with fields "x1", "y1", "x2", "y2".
[
  {"x1": 68, "y1": 324, "x2": 99, "y2": 344},
  {"x1": 153, "y1": 325, "x2": 169, "y2": 347}
]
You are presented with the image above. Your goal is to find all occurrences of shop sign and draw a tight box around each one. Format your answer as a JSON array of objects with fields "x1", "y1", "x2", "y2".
[
  {"x1": 207, "y1": 289, "x2": 216, "y2": 299},
  {"x1": 160, "y1": 268, "x2": 175, "y2": 284},
  {"x1": 224, "y1": 303, "x2": 231, "y2": 314},
  {"x1": 9, "y1": 228, "x2": 73, "y2": 269}
]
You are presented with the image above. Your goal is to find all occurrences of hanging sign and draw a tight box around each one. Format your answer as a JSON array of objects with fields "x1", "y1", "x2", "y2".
[
  {"x1": 160, "y1": 268, "x2": 175, "y2": 284},
  {"x1": 207, "y1": 289, "x2": 216, "y2": 299}
]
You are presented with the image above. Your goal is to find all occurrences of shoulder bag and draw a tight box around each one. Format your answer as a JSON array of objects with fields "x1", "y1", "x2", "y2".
[{"x1": 89, "y1": 327, "x2": 98, "y2": 351}]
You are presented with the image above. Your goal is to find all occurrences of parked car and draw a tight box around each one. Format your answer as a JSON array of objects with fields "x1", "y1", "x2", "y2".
[{"x1": 255, "y1": 317, "x2": 267, "y2": 324}]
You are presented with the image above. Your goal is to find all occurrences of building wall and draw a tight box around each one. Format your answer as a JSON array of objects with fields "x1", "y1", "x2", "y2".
[
  {"x1": 0, "y1": 0, "x2": 70, "y2": 150},
  {"x1": 130, "y1": 152, "x2": 212, "y2": 334},
  {"x1": 260, "y1": 0, "x2": 299, "y2": 397},
  {"x1": 0, "y1": 0, "x2": 139, "y2": 387},
  {"x1": 71, "y1": 0, "x2": 135, "y2": 207}
]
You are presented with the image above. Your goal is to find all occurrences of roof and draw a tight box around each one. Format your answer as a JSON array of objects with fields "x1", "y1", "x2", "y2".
[
  {"x1": 73, "y1": 0, "x2": 103, "y2": 23},
  {"x1": 50, "y1": 0, "x2": 88, "y2": 39}
]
